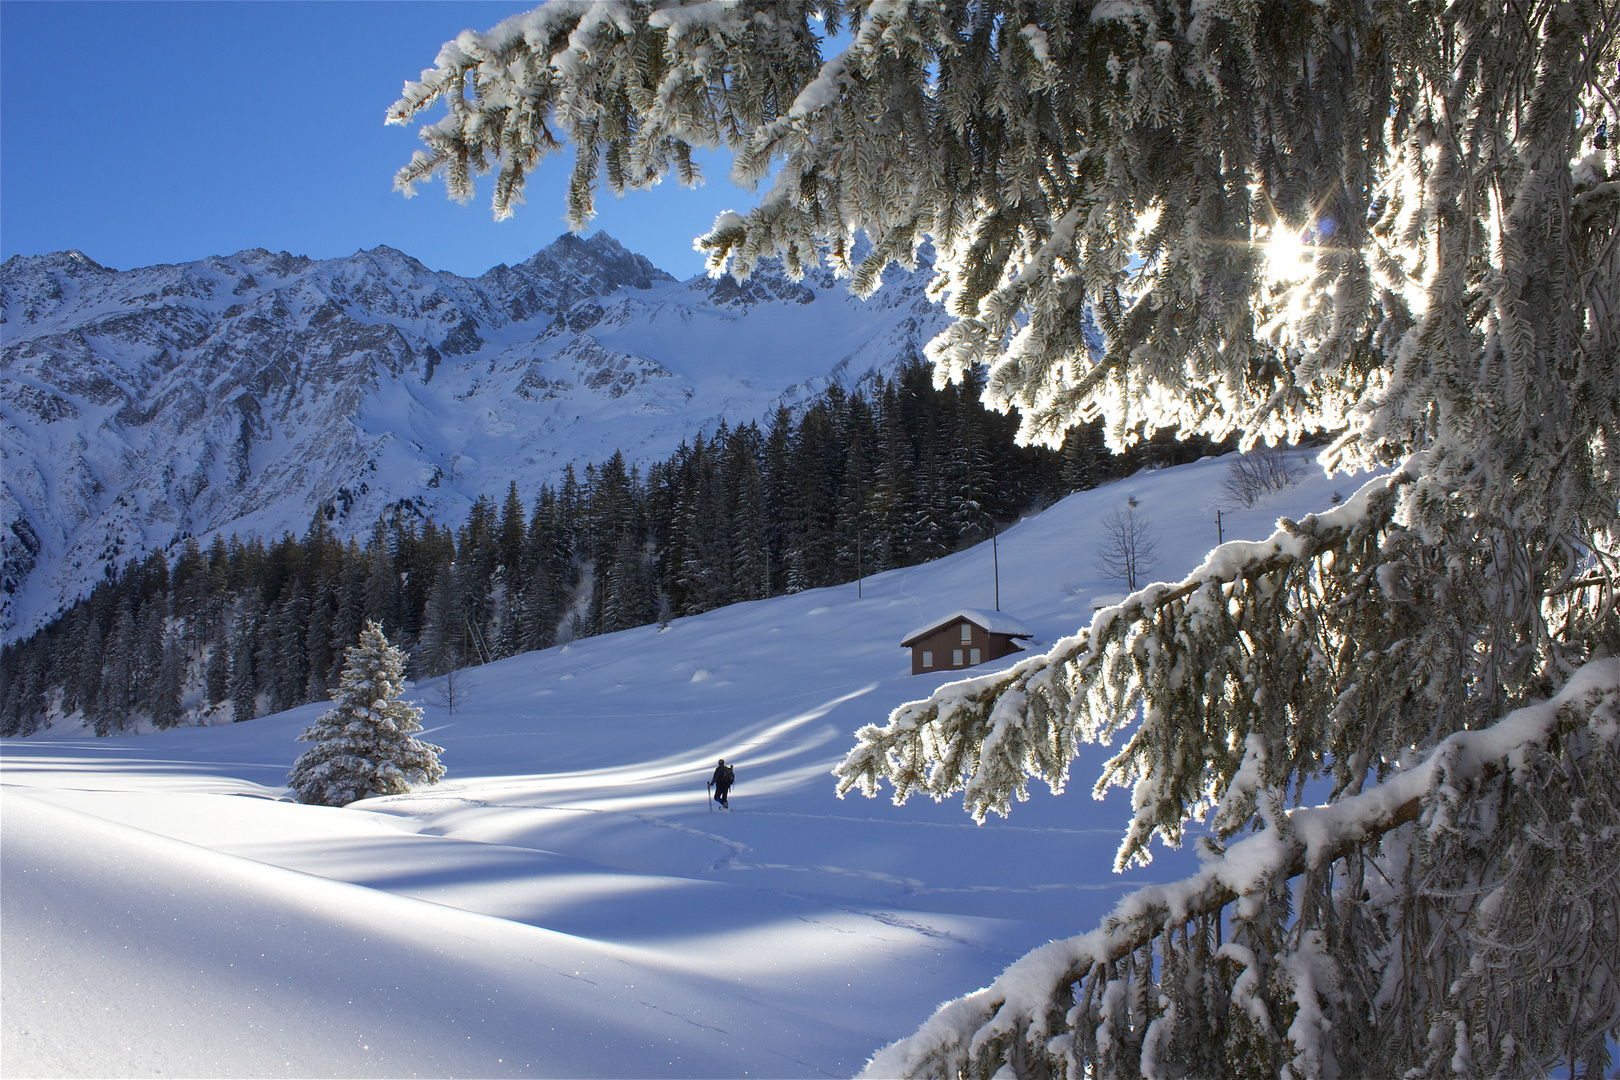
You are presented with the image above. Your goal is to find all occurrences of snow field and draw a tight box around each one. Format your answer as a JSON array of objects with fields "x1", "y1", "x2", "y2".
[{"x1": 1, "y1": 451, "x2": 1364, "y2": 1077}]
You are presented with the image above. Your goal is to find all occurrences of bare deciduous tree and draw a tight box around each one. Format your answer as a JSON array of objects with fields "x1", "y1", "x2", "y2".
[
  {"x1": 424, "y1": 666, "x2": 468, "y2": 715},
  {"x1": 1094, "y1": 507, "x2": 1160, "y2": 591},
  {"x1": 1221, "y1": 447, "x2": 1305, "y2": 507}
]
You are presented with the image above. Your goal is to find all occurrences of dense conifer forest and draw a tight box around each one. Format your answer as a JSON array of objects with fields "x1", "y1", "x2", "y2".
[{"x1": 0, "y1": 362, "x2": 1223, "y2": 736}]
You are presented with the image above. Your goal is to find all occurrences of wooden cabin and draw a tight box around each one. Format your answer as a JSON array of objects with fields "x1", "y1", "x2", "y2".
[{"x1": 902, "y1": 609, "x2": 1032, "y2": 675}]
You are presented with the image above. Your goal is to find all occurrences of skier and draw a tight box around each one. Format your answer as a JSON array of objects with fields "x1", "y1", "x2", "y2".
[{"x1": 709, "y1": 758, "x2": 735, "y2": 809}]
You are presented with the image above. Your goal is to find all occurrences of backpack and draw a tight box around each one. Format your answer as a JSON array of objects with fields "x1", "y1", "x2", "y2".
[{"x1": 717, "y1": 764, "x2": 735, "y2": 787}]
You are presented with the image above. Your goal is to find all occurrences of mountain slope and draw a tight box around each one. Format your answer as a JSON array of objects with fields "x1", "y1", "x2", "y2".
[
  {"x1": 0, "y1": 452, "x2": 1362, "y2": 1077},
  {"x1": 0, "y1": 235, "x2": 949, "y2": 642}
]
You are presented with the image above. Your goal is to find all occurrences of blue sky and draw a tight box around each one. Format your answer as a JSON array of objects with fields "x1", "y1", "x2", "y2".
[{"x1": 0, "y1": 2, "x2": 757, "y2": 279}]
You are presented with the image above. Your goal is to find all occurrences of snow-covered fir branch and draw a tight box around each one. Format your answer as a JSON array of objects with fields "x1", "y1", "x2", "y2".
[
  {"x1": 836, "y1": 463, "x2": 1410, "y2": 868},
  {"x1": 388, "y1": 0, "x2": 1620, "y2": 1073},
  {"x1": 859, "y1": 659, "x2": 1620, "y2": 1079}
]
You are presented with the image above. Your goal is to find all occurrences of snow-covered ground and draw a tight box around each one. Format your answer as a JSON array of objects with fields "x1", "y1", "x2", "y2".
[{"x1": 1, "y1": 451, "x2": 1365, "y2": 1077}]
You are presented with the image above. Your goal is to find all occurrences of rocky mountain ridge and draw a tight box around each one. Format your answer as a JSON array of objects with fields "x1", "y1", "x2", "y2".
[{"x1": 1, "y1": 233, "x2": 948, "y2": 643}]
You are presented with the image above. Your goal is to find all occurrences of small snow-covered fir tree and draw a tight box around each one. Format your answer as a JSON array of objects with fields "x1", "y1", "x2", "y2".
[
  {"x1": 288, "y1": 620, "x2": 444, "y2": 807},
  {"x1": 390, "y1": 3, "x2": 1618, "y2": 1075}
]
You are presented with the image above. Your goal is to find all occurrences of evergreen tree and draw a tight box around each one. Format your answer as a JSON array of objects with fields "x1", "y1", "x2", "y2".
[
  {"x1": 761, "y1": 407, "x2": 795, "y2": 595},
  {"x1": 362, "y1": 525, "x2": 400, "y2": 635},
  {"x1": 0, "y1": 644, "x2": 45, "y2": 737},
  {"x1": 519, "y1": 485, "x2": 572, "y2": 652},
  {"x1": 394, "y1": 5, "x2": 1620, "y2": 1075},
  {"x1": 278, "y1": 581, "x2": 310, "y2": 710},
  {"x1": 93, "y1": 605, "x2": 136, "y2": 736},
  {"x1": 417, "y1": 559, "x2": 463, "y2": 677},
  {"x1": 602, "y1": 528, "x2": 653, "y2": 633},
  {"x1": 23, "y1": 644, "x2": 47, "y2": 733},
  {"x1": 172, "y1": 536, "x2": 206, "y2": 632},
  {"x1": 943, "y1": 376, "x2": 993, "y2": 544},
  {"x1": 151, "y1": 629, "x2": 185, "y2": 730},
  {"x1": 304, "y1": 570, "x2": 336, "y2": 702},
  {"x1": 489, "y1": 564, "x2": 521, "y2": 659},
  {"x1": 869, "y1": 380, "x2": 914, "y2": 572},
  {"x1": 133, "y1": 593, "x2": 168, "y2": 710},
  {"x1": 204, "y1": 637, "x2": 229, "y2": 708},
  {"x1": 722, "y1": 424, "x2": 771, "y2": 602},
  {"x1": 255, "y1": 591, "x2": 286, "y2": 714},
  {"x1": 201, "y1": 534, "x2": 231, "y2": 650},
  {"x1": 1059, "y1": 420, "x2": 1110, "y2": 494},
  {"x1": 287, "y1": 620, "x2": 445, "y2": 807},
  {"x1": 556, "y1": 464, "x2": 583, "y2": 553},
  {"x1": 451, "y1": 557, "x2": 491, "y2": 662},
  {"x1": 0, "y1": 674, "x2": 20, "y2": 737},
  {"x1": 496, "y1": 480, "x2": 526, "y2": 576},
  {"x1": 784, "y1": 403, "x2": 839, "y2": 592},
  {"x1": 390, "y1": 518, "x2": 432, "y2": 641},
  {"x1": 588, "y1": 453, "x2": 638, "y2": 566},
  {"x1": 579, "y1": 453, "x2": 643, "y2": 635},
  {"x1": 329, "y1": 540, "x2": 366, "y2": 687},
  {"x1": 457, "y1": 493, "x2": 500, "y2": 637},
  {"x1": 230, "y1": 536, "x2": 267, "y2": 596},
  {"x1": 829, "y1": 394, "x2": 873, "y2": 583},
  {"x1": 70, "y1": 607, "x2": 104, "y2": 719},
  {"x1": 228, "y1": 596, "x2": 260, "y2": 724},
  {"x1": 671, "y1": 435, "x2": 726, "y2": 613},
  {"x1": 904, "y1": 433, "x2": 950, "y2": 566}
]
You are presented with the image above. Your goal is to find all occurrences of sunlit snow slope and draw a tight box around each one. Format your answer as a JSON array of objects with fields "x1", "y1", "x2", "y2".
[{"x1": 1, "y1": 452, "x2": 1365, "y2": 1078}]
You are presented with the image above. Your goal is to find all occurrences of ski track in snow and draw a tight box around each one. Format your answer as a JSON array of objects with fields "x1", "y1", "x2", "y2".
[{"x1": 1, "y1": 452, "x2": 1372, "y2": 1077}]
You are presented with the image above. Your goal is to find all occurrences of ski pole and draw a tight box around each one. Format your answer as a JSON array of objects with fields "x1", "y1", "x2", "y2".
[{"x1": 706, "y1": 780, "x2": 713, "y2": 812}]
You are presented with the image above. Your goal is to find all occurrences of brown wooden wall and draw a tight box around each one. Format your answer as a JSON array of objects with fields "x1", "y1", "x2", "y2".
[{"x1": 909, "y1": 619, "x2": 1025, "y2": 675}]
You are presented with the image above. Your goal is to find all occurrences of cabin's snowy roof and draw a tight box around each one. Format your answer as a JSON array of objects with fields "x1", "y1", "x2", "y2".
[{"x1": 901, "y1": 609, "x2": 1033, "y2": 647}]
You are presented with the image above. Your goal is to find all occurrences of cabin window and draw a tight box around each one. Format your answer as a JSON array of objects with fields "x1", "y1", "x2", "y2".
[
  {"x1": 960, "y1": 622, "x2": 972, "y2": 643},
  {"x1": 970, "y1": 647, "x2": 981, "y2": 665},
  {"x1": 953, "y1": 648, "x2": 964, "y2": 666},
  {"x1": 921, "y1": 650, "x2": 933, "y2": 668}
]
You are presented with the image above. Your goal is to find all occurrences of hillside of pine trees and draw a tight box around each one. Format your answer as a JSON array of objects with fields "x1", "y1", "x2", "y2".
[{"x1": 0, "y1": 363, "x2": 1224, "y2": 737}]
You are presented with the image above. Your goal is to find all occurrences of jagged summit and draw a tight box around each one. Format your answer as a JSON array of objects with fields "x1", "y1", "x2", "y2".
[
  {"x1": 1, "y1": 233, "x2": 948, "y2": 643},
  {"x1": 536, "y1": 230, "x2": 636, "y2": 259},
  {"x1": 0, "y1": 249, "x2": 111, "y2": 274},
  {"x1": 512, "y1": 231, "x2": 675, "y2": 292},
  {"x1": 353, "y1": 244, "x2": 432, "y2": 272}
]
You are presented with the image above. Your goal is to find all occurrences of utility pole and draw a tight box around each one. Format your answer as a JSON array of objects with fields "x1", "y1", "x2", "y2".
[
  {"x1": 992, "y1": 526, "x2": 1000, "y2": 611},
  {"x1": 856, "y1": 473, "x2": 863, "y2": 599}
]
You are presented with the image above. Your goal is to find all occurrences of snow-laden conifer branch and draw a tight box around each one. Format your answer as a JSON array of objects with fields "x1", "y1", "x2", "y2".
[
  {"x1": 391, "y1": 2, "x2": 1617, "y2": 550},
  {"x1": 392, "y1": 3, "x2": 1620, "y2": 1072},
  {"x1": 858, "y1": 659, "x2": 1620, "y2": 1080},
  {"x1": 837, "y1": 463, "x2": 1413, "y2": 868},
  {"x1": 387, "y1": 1, "x2": 836, "y2": 224}
]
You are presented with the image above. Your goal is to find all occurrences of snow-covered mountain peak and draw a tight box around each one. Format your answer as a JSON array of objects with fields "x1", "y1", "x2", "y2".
[
  {"x1": 1, "y1": 233, "x2": 952, "y2": 643},
  {"x1": 1, "y1": 248, "x2": 111, "y2": 275},
  {"x1": 506, "y1": 231, "x2": 675, "y2": 302}
]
